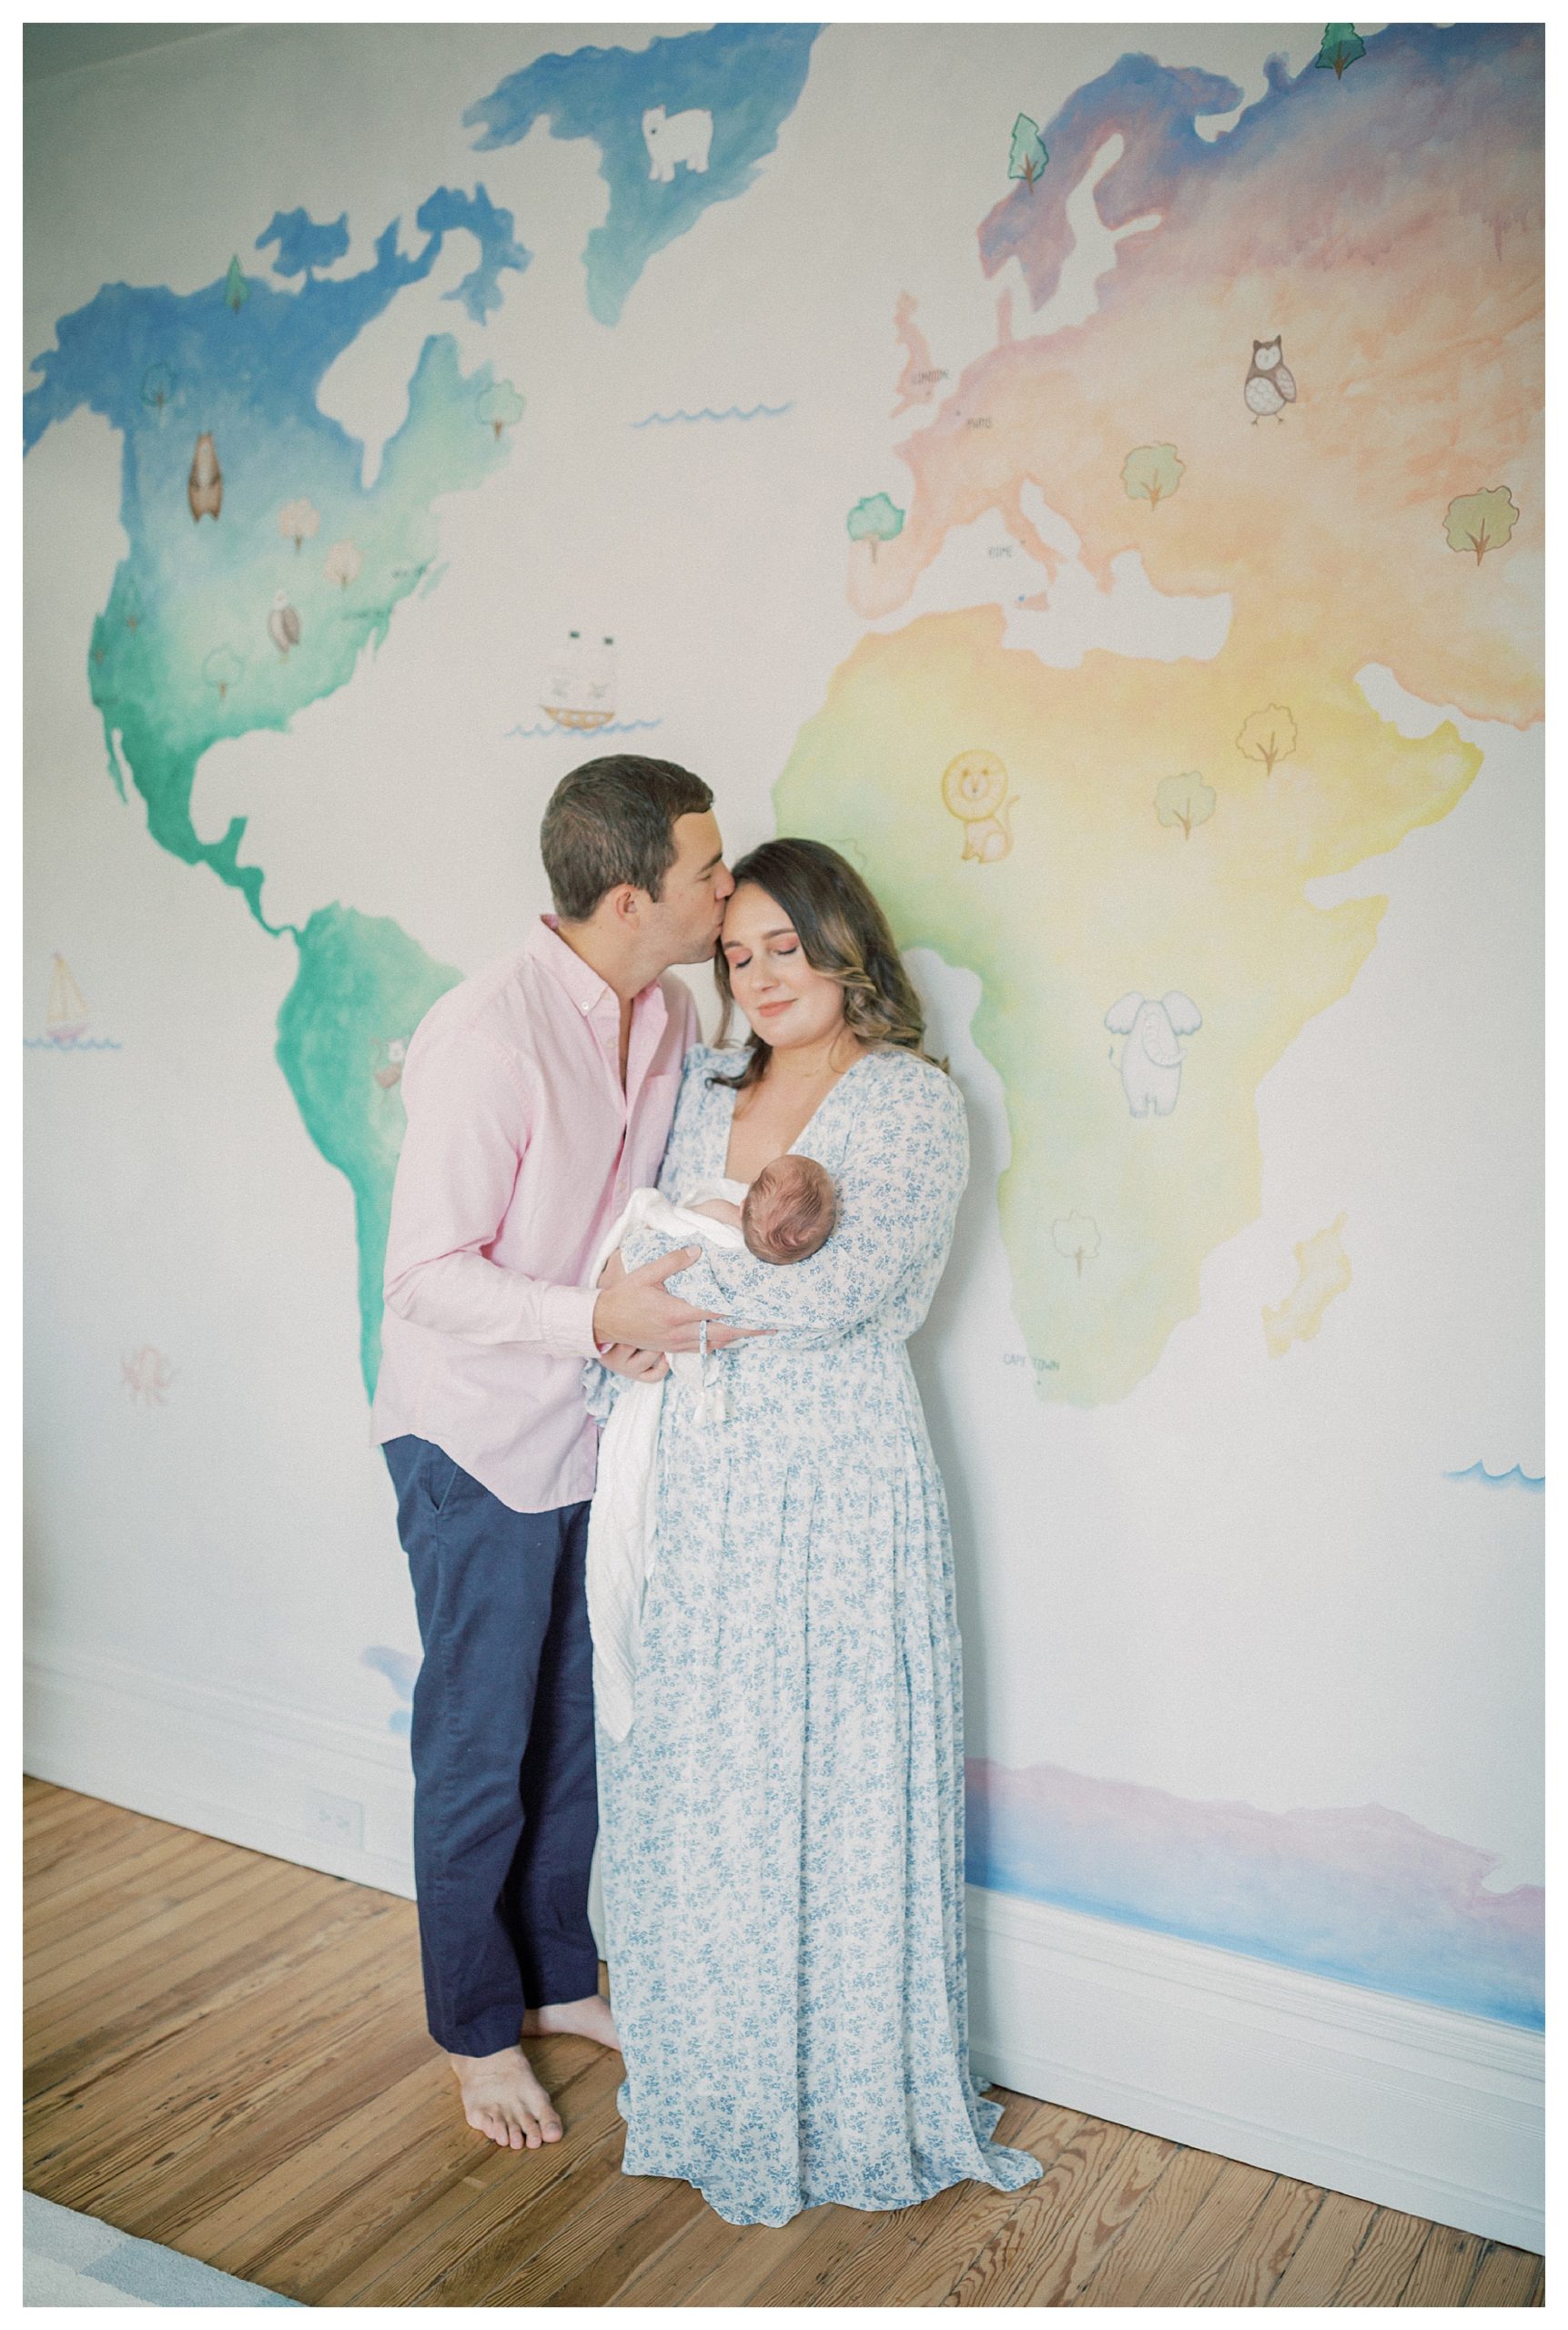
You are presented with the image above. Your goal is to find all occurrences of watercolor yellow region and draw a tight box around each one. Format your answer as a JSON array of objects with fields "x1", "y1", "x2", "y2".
[
  {"x1": 1264, "y1": 1214, "x2": 1352, "y2": 1357},
  {"x1": 774, "y1": 609, "x2": 1477, "y2": 1406}
]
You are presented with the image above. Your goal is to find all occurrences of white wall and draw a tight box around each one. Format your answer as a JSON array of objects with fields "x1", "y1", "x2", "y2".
[{"x1": 24, "y1": 21, "x2": 1542, "y2": 2245}]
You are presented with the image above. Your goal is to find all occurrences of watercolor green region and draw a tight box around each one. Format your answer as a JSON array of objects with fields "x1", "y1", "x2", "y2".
[
  {"x1": 25, "y1": 205, "x2": 520, "y2": 1392},
  {"x1": 278, "y1": 908, "x2": 461, "y2": 1393},
  {"x1": 465, "y1": 22, "x2": 820, "y2": 326}
]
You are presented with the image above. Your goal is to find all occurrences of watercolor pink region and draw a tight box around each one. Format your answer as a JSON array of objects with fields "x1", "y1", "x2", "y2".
[{"x1": 966, "y1": 1758, "x2": 1543, "y2": 2030}]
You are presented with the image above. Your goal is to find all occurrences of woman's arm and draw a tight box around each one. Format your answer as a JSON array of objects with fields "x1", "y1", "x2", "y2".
[{"x1": 660, "y1": 1059, "x2": 969, "y2": 1349}]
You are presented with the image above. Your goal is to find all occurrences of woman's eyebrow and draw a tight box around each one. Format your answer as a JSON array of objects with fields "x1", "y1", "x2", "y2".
[{"x1": 723, "y1": 925, "x2": 795, "y2": 953}]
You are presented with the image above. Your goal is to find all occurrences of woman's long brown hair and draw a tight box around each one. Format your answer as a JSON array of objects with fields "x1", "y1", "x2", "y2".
[{"x1": 710, "y1": 837, "x2": 946, "y2": 1091}]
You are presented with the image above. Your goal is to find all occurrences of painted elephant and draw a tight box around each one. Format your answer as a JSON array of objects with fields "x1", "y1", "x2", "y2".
[
  {"x1": 1105, "y1": 990, "x2": 1202, "y2": 1116},
  {"x1": 642, "y1": 105, "x2": 713, "y2": 182}
]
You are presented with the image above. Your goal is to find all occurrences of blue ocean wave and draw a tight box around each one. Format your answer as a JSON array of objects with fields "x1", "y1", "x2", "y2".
[
  {"x1": 23, "y1": 1036, "x2": 123, "y2": 1051},
  {"x1": 1444, "y1": 1460, "x2": 1544, "y2": 1493},
  {"x1": 506, "y1": 717, "x2": 663, "y2": 739},
  {"x1": 631, "y1": 403, "x2": 793, "y2": 428}
]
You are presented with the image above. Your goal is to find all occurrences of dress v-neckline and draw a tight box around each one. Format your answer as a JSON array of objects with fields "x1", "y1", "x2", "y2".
[{"x1": 717, "y1": 1048, "x2": 874, "y2": 1182}]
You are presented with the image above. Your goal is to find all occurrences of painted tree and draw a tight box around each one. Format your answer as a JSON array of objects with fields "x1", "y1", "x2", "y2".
[
  {"x1": 847, "y1": 492, "x2": 905, "y2": 562},
  {"x1": 1236, "y1": 704, "x2": 1297, "y2": 775},
  {"x1": 1443, "y1": 487, "x2": 1519, "y2": 565},
  {"x1": 1053, "y1": 1212, "x2": 1101, "y2": 1277},
  {"x1": 140, "y1": 361, "x2": 175, "y2": 413},
  {"x1": 477, "y1": 380, "x2": 525, "y2": 440},
  {"x1": 223, "y1": 256, "x2": 249, "y2": 313},
  {"x1": 203, "y1": 645, "x2": 243, "y2": 702},
  {"x1": 1008, "y1": 113, "x2": 1048, "y2": 191},
  {"x1": 1155, "y1": 772, "x2": 1216, "y2": 839},
  {"x1": 1315, "y1": 24, "x2": 1366, "y2": 78},
  {"x1": 279, "y1": 497, "x2": 320, "y2": 552},
  {"x1": 1122, "y1": 443, "x2": 1185, "y2": 509},
  {"x1": 324, "y1": 539, "x2": 363, "y2": 590}
]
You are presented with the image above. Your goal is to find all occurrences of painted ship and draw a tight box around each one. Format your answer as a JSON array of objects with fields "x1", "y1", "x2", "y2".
[
  {"x1": 46, "y1": 954, "x2": 88, "y2": 1046},
  {"x1": 541, "y1": 632, "x2": 617, "y2": 732}
]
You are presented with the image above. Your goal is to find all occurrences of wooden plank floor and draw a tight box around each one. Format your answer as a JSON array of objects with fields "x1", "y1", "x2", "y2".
[{"x1": 24, "y1": 1780, "x2": 1544, "y2": 2308}]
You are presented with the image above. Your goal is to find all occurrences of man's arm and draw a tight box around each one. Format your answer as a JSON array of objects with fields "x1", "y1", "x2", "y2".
[{"x1": 383, "y1": 1025, "x2": 601, "y2": 1359}]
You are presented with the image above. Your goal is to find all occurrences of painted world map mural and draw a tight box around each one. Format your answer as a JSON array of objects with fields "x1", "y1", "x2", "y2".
[{"x1": 25, "y1": 21, "x2": 1543, "y2": 2029}]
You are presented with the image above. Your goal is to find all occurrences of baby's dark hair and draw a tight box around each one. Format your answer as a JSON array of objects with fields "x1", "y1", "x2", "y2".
[{"x1": 742, "y1": 1155, "x2": 836, "y2": 1265}]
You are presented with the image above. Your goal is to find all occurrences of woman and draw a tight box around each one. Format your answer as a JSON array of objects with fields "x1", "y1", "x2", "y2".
[{"x1": 588, "y1": 838, "x2": 1041, "y2": 2228}]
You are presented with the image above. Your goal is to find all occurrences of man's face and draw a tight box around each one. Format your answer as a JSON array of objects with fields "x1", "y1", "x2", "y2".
[{"x1": 644, "y1": 810, "x2": 733, "y2": 965}]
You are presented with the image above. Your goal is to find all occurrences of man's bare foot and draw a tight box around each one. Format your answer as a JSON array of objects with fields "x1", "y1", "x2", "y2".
[
  {"x1": 448, "y1": 2043, "x2": 562, "y2": 2150},
  {"x1": 521, "y1": 1992, "x2": 622, "y2": 2051}
]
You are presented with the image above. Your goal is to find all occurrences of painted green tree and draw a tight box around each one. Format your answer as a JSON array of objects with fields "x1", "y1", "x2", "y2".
[
  {"x1": 202, "y1": 644, "x2": 244, "y2": 702},
  {"x1": 847, "y1": 492, "x2": 905, "y2": 562},
  {"x1": 1155, "y1": 772, "x2": 1216, "y2": 839},
  {"x1": 140, "y1": 361, "x2": 175, "y2": 413},
  {"x1": 477, "y1": 380, "x2": 525, "y2": 440},
  {"x1": 1443, "y1": 488, "x2": 1519, "y2": 564},
  {"x1": 1122, "y1": 443, "x2": 1185, "y2": 509},
  {"x1": 1315, "y1": 25, "x2": 1366, "y2": 78},
  {"x1": 223, "y1": 256, "x2": 249, "y2": 313},
  {"x1": 1008, "y1": 114, "x2": 1048, "y2": 191}
]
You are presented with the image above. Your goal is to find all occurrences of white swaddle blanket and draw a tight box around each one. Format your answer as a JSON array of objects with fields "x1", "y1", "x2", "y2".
[{"x1": 585, "y1": 1178, "x2": 748, "y2": 1743}]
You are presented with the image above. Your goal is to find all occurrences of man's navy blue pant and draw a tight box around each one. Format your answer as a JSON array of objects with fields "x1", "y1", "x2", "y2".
[{"x1": 383, "y1": 1434, "x2": 599, "y2": 2057}]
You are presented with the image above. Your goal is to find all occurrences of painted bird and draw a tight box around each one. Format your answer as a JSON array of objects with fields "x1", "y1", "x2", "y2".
[
  {"x1": 1244, "y1": 336, "x2": 1297, "y2": 423},
  {"x1": 268, "y1": 590, "x2": 302, "y2": 658}
]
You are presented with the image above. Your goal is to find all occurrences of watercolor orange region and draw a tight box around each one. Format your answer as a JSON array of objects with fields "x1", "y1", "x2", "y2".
[
  {"x1": 774, "y1": 610, "x2": 1479, "y2": 1404},
  {"x1": 857, "y1": 36, "x2": 1541, "y2": 729}
]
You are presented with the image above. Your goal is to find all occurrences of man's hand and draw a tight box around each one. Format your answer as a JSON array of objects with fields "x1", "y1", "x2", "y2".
[
  {"x1": 592, "y1": 1246, "x2": 767, "y2": 1355},
  {"x1": 598, "y1": 1342, "x2": 670, "y2": 1383}
]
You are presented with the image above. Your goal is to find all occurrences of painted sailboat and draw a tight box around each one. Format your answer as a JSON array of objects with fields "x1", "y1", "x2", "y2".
[
  {"x1": 46, "y1": 954, "x2": 88, "y2": 1045},
  {"x1": 541, "y1": 632, "x2": 617, "y2": 732}
]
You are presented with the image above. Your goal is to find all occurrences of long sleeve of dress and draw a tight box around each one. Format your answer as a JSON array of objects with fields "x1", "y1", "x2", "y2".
[{"x1": 665, "y1": 1056, "x2": 968, "y2": 1351}]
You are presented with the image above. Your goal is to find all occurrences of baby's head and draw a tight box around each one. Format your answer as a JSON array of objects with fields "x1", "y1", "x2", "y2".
[{"x1": 742, "y1": 1155, "x2": 837, "y2": 1266}]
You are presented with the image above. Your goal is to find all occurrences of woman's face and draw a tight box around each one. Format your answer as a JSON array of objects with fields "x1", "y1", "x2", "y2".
[{"x1": 721, "y1": 881, "x2": 846, "y2": 1053}]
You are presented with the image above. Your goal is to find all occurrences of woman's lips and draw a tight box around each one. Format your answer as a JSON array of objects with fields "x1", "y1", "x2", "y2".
[{"x1": 755, "y1": 998, "x2": 793, "y2": 1017}]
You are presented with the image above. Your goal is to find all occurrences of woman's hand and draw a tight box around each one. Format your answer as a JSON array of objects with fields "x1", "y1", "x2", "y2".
[{"x1": 598, "y1": 1342, "x2": 670, "y2": 1383}]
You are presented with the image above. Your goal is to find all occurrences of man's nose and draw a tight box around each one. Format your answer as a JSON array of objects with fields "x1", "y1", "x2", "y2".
[{"x1": 715, "y1": 863, "x2": 735, "y2": 897}]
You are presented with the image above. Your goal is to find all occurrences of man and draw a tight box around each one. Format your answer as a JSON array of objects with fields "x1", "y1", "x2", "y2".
[{"x1": 373, "y1": 755, "x2": 739, "y2": 2151}]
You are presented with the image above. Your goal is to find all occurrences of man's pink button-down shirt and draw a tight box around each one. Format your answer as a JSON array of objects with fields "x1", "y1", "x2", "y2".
[{"x1": 371, "y1": 915, "x2": 698, "y2": 1513}]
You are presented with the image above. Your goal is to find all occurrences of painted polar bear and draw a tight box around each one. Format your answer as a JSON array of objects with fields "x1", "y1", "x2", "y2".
[
  {"x1": 1105, "y1": 990, "x2": 1203, "y2": 1117},
  {"x1": 642, "y1": 105, "x2": 713, "y2": 182}
]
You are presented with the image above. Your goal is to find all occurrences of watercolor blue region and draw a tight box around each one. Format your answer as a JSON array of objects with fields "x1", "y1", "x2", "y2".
[
  {"x1": 465, "y1": 23, "x2": 821, "y2": 326},
  {"x1": 1444, "y1": 1461, "x2": 1543, "y2": 1493},
  {"x1": 23, "y1": 1036, "x2": 123, "y2": 1050},
  {"x1": 632, "y1": 403, "x2": 794, "y2": 427},
  {"x1": 24, "y1": 2193, "x2": 298, "y2": 2307},
  {"x1": 507, "y1": 718, "x2": 663, "y2": 740},
  {"x1": 363, "y1": 1644, "x2": 418, "y2": 1737},
  {"x1": 257, "y1": 207, "x2": 351, "y2": 280},
  {"x1": 967, "y1": 1797, "x2": 1543, "y2": 2031},
  {"x1": 983, "y1": 23, "x2": 1543, "y2": 310},
  {"x1": 23, "y1": 181, "x2": 529, "y2": 460}
]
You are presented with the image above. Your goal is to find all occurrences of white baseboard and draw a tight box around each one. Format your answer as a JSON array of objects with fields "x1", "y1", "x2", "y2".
[
  {"x1": 24, "y1": 1646, "x2": 1542, "y2": 2253},
  {"x1": 966, "y1": 1885, "x2": 1543, "y2": 2253}
]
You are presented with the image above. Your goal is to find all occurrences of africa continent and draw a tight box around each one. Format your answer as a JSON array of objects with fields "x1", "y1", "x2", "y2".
[{"x1": 775, "y1": 23, "x2": 1541, "y2": 1404}]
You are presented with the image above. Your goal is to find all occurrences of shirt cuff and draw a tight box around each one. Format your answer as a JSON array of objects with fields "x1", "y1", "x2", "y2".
[{"x1": 541, "y1": 1280, "x2": 602, "y2": 1362}]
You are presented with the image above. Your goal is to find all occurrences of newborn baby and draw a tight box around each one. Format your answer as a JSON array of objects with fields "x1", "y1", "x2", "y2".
[
  {"x1": 583, "y1": 1155, "x2": 838, "y2": 1742},
  {"x1": 686, "y1": 1152, "x2": 837, "y2": 1265}
]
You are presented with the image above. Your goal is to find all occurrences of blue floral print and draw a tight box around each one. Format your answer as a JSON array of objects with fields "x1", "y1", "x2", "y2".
[{"x1": 584, "y1": 1043, "x2": 1042, "y2": 2227}]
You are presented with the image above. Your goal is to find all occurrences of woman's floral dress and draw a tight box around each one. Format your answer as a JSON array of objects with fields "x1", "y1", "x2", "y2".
[{"x1": 585, "y1": 1041, "x2": 1042, "y2": 2228}]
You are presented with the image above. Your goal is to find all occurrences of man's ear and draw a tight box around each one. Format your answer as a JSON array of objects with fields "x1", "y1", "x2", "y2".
[{"x1": 608, "y1": 883, "x2": 644, "y2": 929}]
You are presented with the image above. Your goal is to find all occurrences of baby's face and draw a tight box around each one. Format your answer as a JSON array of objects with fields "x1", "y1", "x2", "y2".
[{"x1": 742, "y1": 1156, "x2": 836, "y2": 1265}]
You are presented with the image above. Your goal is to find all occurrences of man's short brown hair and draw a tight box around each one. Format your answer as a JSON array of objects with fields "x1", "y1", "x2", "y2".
[{"x1": 540, "y1": 755, "x2": 714, "y2": 923}]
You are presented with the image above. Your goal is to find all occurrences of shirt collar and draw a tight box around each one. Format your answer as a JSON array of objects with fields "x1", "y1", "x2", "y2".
[{"x1": 525, "y1": 914, "x2": 665, "y2": 1026}]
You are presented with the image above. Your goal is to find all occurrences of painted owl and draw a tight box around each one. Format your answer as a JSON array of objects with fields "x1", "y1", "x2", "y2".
[
  {"x1": 268, "y1": 590, "x2": 302, "y2": 657},
  {"x1": 1244, "y1": 337, "x2": 1297, "y2": 423}
]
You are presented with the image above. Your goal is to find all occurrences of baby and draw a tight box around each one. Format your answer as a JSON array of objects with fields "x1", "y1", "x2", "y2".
[
  {"x1": 583, "y1": 1154, "x2": 838, "y2": 1743},
  {"x1": 686, "y1": 1152, "x2": 837, "y2": 1265}
]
